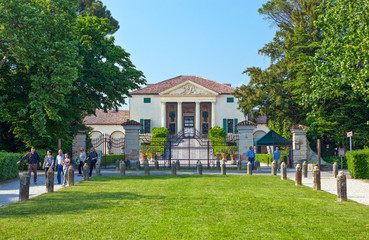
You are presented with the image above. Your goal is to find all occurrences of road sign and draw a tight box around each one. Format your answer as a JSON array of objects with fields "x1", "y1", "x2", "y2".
[
  {"x1": 347, "y1": 131, "x2": 353, "y2": 137},
  {"x1": 338, "y1": 148, "x2": 345, "y2": 157}
]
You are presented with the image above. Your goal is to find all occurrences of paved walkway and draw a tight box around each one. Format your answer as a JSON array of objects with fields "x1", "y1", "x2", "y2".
[{"x1": 1, "y1": 166, "x2": 368, "y2": 207}]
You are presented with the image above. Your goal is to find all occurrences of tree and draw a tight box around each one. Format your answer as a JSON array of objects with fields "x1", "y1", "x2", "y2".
[
  {"x1": 0, "y1": 0, "x2": 145, "y2": 151},
  {"x1": 234, "y1": 0, "x2": 322, "y2": 138}
]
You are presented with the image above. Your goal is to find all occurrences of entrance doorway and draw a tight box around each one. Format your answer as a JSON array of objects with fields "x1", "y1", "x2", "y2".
[{"x1": 184, "y1": 116, "x2": 194, "y2": 138}]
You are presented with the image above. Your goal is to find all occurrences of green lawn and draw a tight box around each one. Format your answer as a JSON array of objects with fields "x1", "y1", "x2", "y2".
[{"x1": 1, "y1": 175, "x2": 369, "y2": 239}]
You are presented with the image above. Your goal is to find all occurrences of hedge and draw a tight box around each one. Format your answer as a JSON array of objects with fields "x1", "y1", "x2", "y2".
[
  {"x1": 100, "y1": 154, "x2": 125, "y2": 165},
  {"x1": 346, "y1": 149, "x2": 369, "y2": 179},
  {"x1": 0, "y1": 152, "x2": 20, "y2": 182},
  {"x1": 256, "y1": 154, "x2": 287, "y2": 164},
  {"x1": 324, "y1": 156, "x2": 347, "y2": 169}
]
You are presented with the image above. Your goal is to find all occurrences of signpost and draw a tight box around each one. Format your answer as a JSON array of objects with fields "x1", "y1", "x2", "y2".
[
  {"x1": 347, "y1": 131, "x2": 353, "y2": 152},
  {"x1": 338, "y1": 148, "x2": 345, "y2": 170}
]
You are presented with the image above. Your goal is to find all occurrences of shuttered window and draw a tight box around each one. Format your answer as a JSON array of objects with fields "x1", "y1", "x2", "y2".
[
  {"x1": 227, "y1": 97, "x2": 234, "y2": 103},
  {"x1": 143, "y1": 98, "x2": 151, "y2": 103}
]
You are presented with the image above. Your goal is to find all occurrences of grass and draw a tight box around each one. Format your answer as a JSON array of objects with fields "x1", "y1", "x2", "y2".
[{"x1": 1, "y1": 175, "x2": 369, "y2": 239}]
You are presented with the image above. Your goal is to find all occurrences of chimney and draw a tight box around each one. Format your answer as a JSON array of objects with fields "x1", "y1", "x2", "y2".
[{"x1": 224, "y1": 83, "x2": 231, "y2": 87}]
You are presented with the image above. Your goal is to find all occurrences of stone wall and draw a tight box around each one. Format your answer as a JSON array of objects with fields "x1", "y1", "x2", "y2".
[
  {"x1": 291, "y1": 125, "x2": 308, "y2": 166},
  {"x1": 237, "y1": 124, "x2": 256, "y2": 160},
  {"x1": 72, "y1": 133, "x2": 86, "y2": 161}
]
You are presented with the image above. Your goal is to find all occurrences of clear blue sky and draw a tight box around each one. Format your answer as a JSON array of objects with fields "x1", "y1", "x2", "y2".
[{"x1": 102, "y1": 0, "x2": 275, "y2": 107}]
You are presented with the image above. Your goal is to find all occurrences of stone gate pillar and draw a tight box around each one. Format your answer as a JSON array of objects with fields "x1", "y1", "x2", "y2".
[
  {"x1": 290, "y1": 124, "x2": 308, "y2": 166},
  {"x1": 72, "y1": 133, "x2": 86, "y2": 163},
  {"x1": 236, "y1": 121, "x2": 257, "y2": 161},
  {"x1": 122, "y1": 120, "x2": 142, "y2": 163}
]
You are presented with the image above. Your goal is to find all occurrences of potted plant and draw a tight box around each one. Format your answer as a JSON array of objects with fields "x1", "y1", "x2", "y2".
[
  {"x1": 140, "y1": 144, "x2": 150, "y2": 161},
  {"x1": 219, "y1": 146, "x2": 229, "y2": 162},
  {"x1": 149, "y1": 145, "x2": 157, "y2": 162},
  {"x1": 229, "y1": 146, "x2": 238, "y2": 165}
]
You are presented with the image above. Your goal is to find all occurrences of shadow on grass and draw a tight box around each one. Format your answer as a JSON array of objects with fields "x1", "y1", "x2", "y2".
[
  {"x1": 0, "y1": 190, "x2": 165, "y2": 218},
  {"x1": 88, "y1": 174, "x2": 226, "y2": 182}
]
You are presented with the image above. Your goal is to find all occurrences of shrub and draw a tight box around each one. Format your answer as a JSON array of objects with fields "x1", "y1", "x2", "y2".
[
  {"x1": 256, "y1": 154, "x2": 287, "y2": 164},
  {"x1": 346, "y1": 149, "x2": 369, "y2": 179},
  {"x1": 324, "y1": 156, "x2": 347, "y2": 169},
  {"x1": 0, "y1": 152, "x2": 20, "y2": 182},
  {"x1": 152, "y1": 127, "x2": 169, "y2": 138},
  {"x1": 209, "y1": 126, "x2": 227, "y2": 138},
  {"x1": 100, "y1": 154, "x2": 125, "y2": 165},
  {"x1": 209, "y1": 126, "x2": 227, "y2": 155},
  {"x1": 151, "y1": 128, "x2": 169, "y2": 155}
]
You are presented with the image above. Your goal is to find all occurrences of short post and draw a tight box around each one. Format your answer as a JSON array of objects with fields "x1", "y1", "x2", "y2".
[
  {"x1": 176, "y1": 160, "x2": 180, "y2": 171},
  {"x1": 154, "y1": 160, "x2": 159, "y2": 170},
  {"x1": 126, "y1": 160, "x2": 131, "y2": 169},
  {"x1": 313, "y1": 166, "x2": 321, "y2": 190},
  {"x1": 67, "y1": 166, "x2": 74, "y2": 186},
  {"x1": 115, "y1": 160, "x2": 120, "y2": 171},
  {"x1": 216, "y1": 159, "x2": 221, "y2": 171},
  {"x1": 247, "y1": 161, "x2": 252, "y2": 175},
  {"x1": 302, "y1": 160, "x2": 308, "y2": 178},
  {"x1": 271, "y1": 161, "x2": 277, "y2": 175},
  {"x1": 237, "y1": 160, "x2": 241, "y2": 171},
  {"x1": 144, "y1": 160, "x2": 150, "y2": 175},
  {"x1": 281, "y1": 162, "x2": 287, "y2": 180},
  {"x1": 337, "y1": 171, "x2": 347, "y2": 202},
  {"x1": 254, "y1": 160, "x2": 261, "y2": 171},
  {"x1": 83, "y1": 163, "x2": 89, "y2": 180},
  {"x1": 120, "y1": 160, "x2": 126, "y2": 176},
  {"x1": 19, "y1": 173, "x2": 30, "y2": 201},
  {"x1": 221, "y1": 162, "x2": 226, "y2": 175},
  {"x1": 135, "y1": 160, "x2": 140, "y2": 171},
  {"x1": 295, "y1": 164, "x2": 302, "y2": 185},
  {"x1": 171, "y1": 161, "x2": 176, "y2": 175},
  {"x1": 96, "y1": 161, "x2": 102, "y2": 176},
  {"x1": 332, "y1": 162, "x2": 338, "y2": 178},
  {"x1": 46, "y1": 167, "x2": 54, "y2": 193},
  {"x1": 197, "y1": 161, "x2": 203, "y2": 175}
]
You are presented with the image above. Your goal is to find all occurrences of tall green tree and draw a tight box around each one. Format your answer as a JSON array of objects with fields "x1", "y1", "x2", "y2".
[
  {"x1": 0, "y1": 0, "x2": 144, "y2": 151},
  {"x1": 234, "y1": 0, "x2": 322, "y2": 138}
]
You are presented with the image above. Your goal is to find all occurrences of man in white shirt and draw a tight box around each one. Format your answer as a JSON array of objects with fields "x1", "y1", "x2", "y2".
[{"x1": 55, "y1": 149, "x2": 64, "y2": 184}]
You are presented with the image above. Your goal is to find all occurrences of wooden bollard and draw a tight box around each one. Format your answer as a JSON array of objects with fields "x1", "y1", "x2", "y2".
[
  {"x1": 144, "y1": 160, "x2": 150, "y2": 175},
  {"x1": 337, "y1": 171, "x2": 347, "y2": 202},
  {"x1": 332, "y1": 162, "x2": 338, "y2": 178},
  {"x1": 216, "y1": 160, "x2": 221, "y2": 171},
  {"x1": 46, "y1": 167, "x2": 54, "y2": 193},
  {"x1": 221, "y1": 162, "x2": 226, "y2": 175},
  {"x1": 247, "y1": 161, "x2": 252, "y2": 175},
  {"x1": 19, "y1": 173, "x2": 30, "y2": 201},
  {"x1": 120, "y1": 160, "x2": 126, "y2": 176},
  {"x1": 67, "y1": 166, "x2": 74, "y2": 186},
  {"x1": 281, "y1": 162, "x2": 287, "y2": 180},
  {"x1": 271, "y1": 161, "x2": 277, "y2": 175},
  {"x1": 154, "y1": 160, "x2": 159, "y2": 170},
  {"x1": 115, "y1": 160, "x2": 120, "y2": 171},
  {"x1": 197, "y1": 161, "x2": 203, "y2": 175},
  {"x1": 313, "y1": 166, "x2": 321, "y2": 190},
  {"x1": 176, "y1": 160, "x2": 180, "y2": 171},
  {"x1": 96, "y1": 161, "x2": 102, "y2": 176},
  {"x1": 295, "y1": 164, "x2": 302, "y2": 185},
  {"x1": 83, "y1": 163, "x2": 89, "y2": 180},
  {"x1": 302, "y1": 161, "x2": 308, "y2": 178},
  {"x1": 171, "y1": 161, "x2": 176, "y2": 175},
  {"x1": 135, "y1": 160, "x2": 140, "y2": 171},
  {"x1": 255, "y1": 160, "x2": 261, "y2": 171}
]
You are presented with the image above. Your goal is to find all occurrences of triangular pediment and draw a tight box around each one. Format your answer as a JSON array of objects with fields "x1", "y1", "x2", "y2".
[{"x1": 159, "y1": 80, "x2": 218, "y2": 96}]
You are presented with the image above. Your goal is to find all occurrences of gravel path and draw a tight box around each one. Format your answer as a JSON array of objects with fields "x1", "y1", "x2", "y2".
[{"x1": 1, "y1": 166, "x2": 368, "y2": 207}]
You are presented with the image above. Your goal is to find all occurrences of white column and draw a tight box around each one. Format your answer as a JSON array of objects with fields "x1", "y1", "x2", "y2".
[
  {"x1": 195, "y1": 102, "x2": 200, "y2": 131},
  {"x1": 211, "y1": 101, "x2": 216, "y2": 128},
  {"x1": 161, "y1": 102, "x2": 166, "y2": 128},
  {"x1": 177, "y1": 101, "x2": 182, "y2": 133}
]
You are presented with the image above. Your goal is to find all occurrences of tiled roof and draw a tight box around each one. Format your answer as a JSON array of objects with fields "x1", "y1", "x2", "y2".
[
  {"x1": 236, "y1": 120, "x2": 257, "y2": 127},
  {"x1": 247, "y1": 111, "x2": 267, "y2": 124},
  {"x1": 121, "y1": 120, "x2": 143, "y2": 126},
  {"x1": 84, "y1": 110, "x2": 129, "y2": 125},
  {"x1": 130, "y1": 75, "x2": 236, "y2": 95}
]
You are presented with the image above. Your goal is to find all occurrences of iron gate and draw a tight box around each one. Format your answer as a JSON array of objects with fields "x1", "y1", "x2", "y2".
[{"x1": 91, "y1": 134, "x2": 125, "y2": 167}]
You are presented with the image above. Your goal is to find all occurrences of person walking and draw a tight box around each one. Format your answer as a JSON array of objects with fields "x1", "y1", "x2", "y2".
[
  {"x1": 42, "y1": 150, "x2": 54, "y2": 176},
  {"x1": 273, "y1": 147, "x2": 281, "y2": 171},
  {"x1": 17, "y1": 147, "x2": 41, "y2": 184},
  {"x1": 54, "y1": 150, "x2": 64, "y2": 184},
  {"x1": 246, "y1": 146, "x2": 255, "y2": 170},
  {"x1": 87, "y1": 148, "x2": 98, "y2": 177},
  {"x1": 78, "y1": 147, "x2": 87, "y2": 177},
  {"x1": 62, "y1": 153, "x2": 71, "y2": 187}
]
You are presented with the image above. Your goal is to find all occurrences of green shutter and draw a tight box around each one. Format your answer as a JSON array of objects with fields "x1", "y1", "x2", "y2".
[
  {"x1": 234, "y1": 118, "x2": 238, "y2": 133},
  {"x1": 227, "y1": 97, "x2": 234, "y2": 103},
  {"x1": 144, "y1": 98, "x2": 151, "y2": 103},
  {"x1": 140, "y1": 119, "x2": 144, "y2": 134},
  {"x1": 223, "y1": 119, "x2": 227, "y2": 132}
]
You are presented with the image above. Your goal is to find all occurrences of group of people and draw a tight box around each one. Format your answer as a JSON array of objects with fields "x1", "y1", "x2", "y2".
[
  {"x1": 246, "y1": 146, "x2": 282, "y2": 170},
  {"x1": 17, "y1": 147, "x2": 99, "y2": 186}
]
